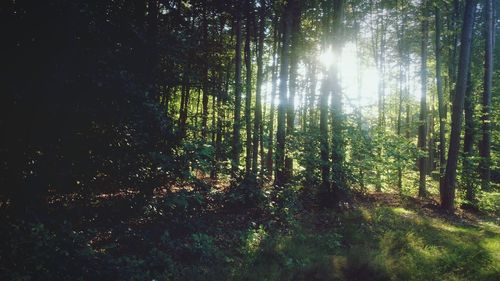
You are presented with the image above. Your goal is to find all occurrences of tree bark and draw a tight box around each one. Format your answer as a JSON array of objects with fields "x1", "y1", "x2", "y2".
[
  {"x1": 275, "y1": 2, "x2": 292, "y2": 186},
  {"x1": 231, "y1": 6, "x2": 243, "y2": 177},
  {"x1": 435, "y1": 6, "x2": 447, "y2": 195},
  {"x1": 463, "y1": 69, "x2": 475, "y2": 203},
  {"x1": 418, "y1": 0, "x2": 429, "y2": 197},
  {"x1": 285, "y1": 1, "x2": 301, "y2": 180},
  {"x1": 441, "y1": 0, "x2": 476, "y2": 211},
  {"x1": 330, "y1": 0, "x2": 345, "y2": 192},
  {"x1": 266, "y1": 15, "x2": 279, "y2": 180},
  {"x1": 252, "y1": 4, "x2": 265, "y2": 176},
  {"x1": 244, "y1": 5, "x2": 253, "y2": 176},
  {"x1": 479, "y1": 0, "x2": 493, "y2": 191}
]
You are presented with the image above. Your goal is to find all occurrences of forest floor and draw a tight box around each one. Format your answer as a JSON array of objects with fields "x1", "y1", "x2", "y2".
[{"x1": 1, "y1": 187, "x2": 499, "y2": 281}]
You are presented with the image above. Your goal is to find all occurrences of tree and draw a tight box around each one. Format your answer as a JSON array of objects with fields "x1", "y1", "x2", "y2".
[
  {"x1": 244, "y1": 2, "x2": 254, "y2": 176},
  {"x1": 285, "y1": 0, "x2": 301, "y2": 180},
  {"x1": 434, "y1": 4, "x2": 446, "y2": 195},
  {"x1": 232, "y1": 5, "x2": 243, "y2": 177},
  {"x1": 441, "y1": 0, "x2": 476, "y2": 211},
  {"x1": 252, "y1": 2, "x2": 266, "y2": 177},
  {"x1": 418, "y1": 0, "x2": 429, "y2": 197},
  {"x1": 275, "y1": 1, "x2": 292, "y2": 186},
  {"x1": 319, "y1": 0, "x2": 332, "y2": 193},
  {"x1": 330, "y1": 0, "x2": 346, "y2": 193},
  {"x1": 267, "y1": 13, "x2": 279, "y2": 180},
  {"x1": 479, "y1": 0, "x2": 493, "y2": 191}
]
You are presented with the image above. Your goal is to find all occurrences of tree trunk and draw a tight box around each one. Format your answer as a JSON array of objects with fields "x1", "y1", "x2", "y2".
[
  {"x1": 463, "y1": 69, "x2": 475, "y2": 204},
  {"x1": 330, "y1": 0, "x2": 345, "y2": 193},
  {"x1": 435, "y1": 6, "x2": 447, "y2": 195},
  {"x1": 418, "y1": 0, "x2": 429, "y2": 197},
  {"x1": 252, "y1": 4, "x2": 265, "y2": 177},
  {"x1": 244, "y1": 6, "x2": 253, "y2": 176},
  {"x1": 266, "y1": 15, "x2": 279, "y2": 180},
  {"x1": 479, "y1": 0, "x2": 493, "y2": 191},
  {"x1": 441, "y1": 0, "x2": 475, "y2": 211},
  {"x1": 285, "y1": 1, "x2": 301, "y2": 180},
  {"x1": 231, "y1": 7, "x2": 242, "y2": 177},
  {"x1": 201, "y1": 4, "x2": 209, "y2": 140},
  {"x1": 275, "y1": 2, "x2": 292, "y2": 186}
]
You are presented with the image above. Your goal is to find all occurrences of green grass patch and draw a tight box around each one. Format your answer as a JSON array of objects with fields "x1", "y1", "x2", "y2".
[{"x1": 231, "y1": 206, "x2": 500, "y2": 281}]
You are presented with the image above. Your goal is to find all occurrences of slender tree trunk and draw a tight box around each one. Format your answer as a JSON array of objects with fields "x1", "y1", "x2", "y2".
[
  {"x1": 266, "y1": 16, "x2": 279, "y2": 179},
  {"x1": 285, "y1": 2, "x2": 301, "y2": 180},
  {"x1": 252, "y1": 4, "x2": 265, "y2": 177},
  {"x1": 319, "y1": 0, "x2": 332, "y2": 193},
  {"x1": 435, "y1": 6, "x2": 447, "y2": 195},
  {"x1": 447, "y1": 0, "x2": 461, "y2": 113},
  {"x1": 201, "y1": 4, "x2": 209, "y2": 140},
  {"x1": 418, "y1": 0, "x2": 429, "y2": 197},
  {"x1": 479, "y1": 0, "x2": 493, "y2": 191},
  {"x1": 275, "y1": 3, "x2": 292, "y2": 186},
  {"x1": 304, "y1": 62, "x2": 317, "y2": 185},
  {"x1": 320, "y1": 80, "x2": 330, "y2": 192},
  {"x1": 244, "y1": 6, "x2": 253, "y2": 176},
  {"x1": 179, "y1": 66, "x2": 190, "y2": 138},
  {"x1": 330, "y1": 0, "x2": 345, "y2": 193},
  {"x1": 463, "y1": 69, "x2": 475, "y2": 204},
  {"x1": 231, "y1": 7, "x2": 243, "y2": 177},
  {"x1": 396, "y1": 9, "x2": 404, "y2": 191},
  {"x1": 441, "y1": 0, "x2": 476, "y2": 211},
  {"x1": 211, "y1": 95, "x2": 220, "y2": 180}
]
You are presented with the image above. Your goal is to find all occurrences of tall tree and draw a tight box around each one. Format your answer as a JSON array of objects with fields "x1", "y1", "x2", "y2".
[
  {"x1": 319, "y1": 0, "x2": 332, "y2": 193},
  {"x1": 435, "y1": 5, "x2": 447, "y2": 195},
  {"x1": 330, "y1": 0, "x2": 345, "y2": 193},
  {"x1": 479, "y1": 0, "x2": 493, "y2": 191},
  {"x1": 201, "y1": 0, "x2": 210, "y2": 140},
  {"x1": 463, "y1": 68, "x2": 475, "y2": 204},
  {"x1": 252, "y1": 3, "x2": 265, "y2": 176},
  {"x1": 232, "y1": 6, "x2": 243, "y2": 177},
  {"x1": 275, "y1": 1, "x2": 292, "y2": 185},
  {"x1": 244, "y1": 2, "x2": 253, "y2": 176},
  {"x1": 285, "y1": 0, "x2": 301, "y2": 179},
  {"x1": 441, "y1": 0, "x2": 476, "y2": 211},
  {"x1": 266, "y1": 13, "x2": 279, "y2": 179},
  {"x1": 417, "y1": 0, "x2": 429, "y2": 197}
]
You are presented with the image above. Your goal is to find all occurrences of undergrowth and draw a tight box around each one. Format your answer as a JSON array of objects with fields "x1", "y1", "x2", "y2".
[{"x1": 0, "y1": 188, "x2": 498, "y2": 281}]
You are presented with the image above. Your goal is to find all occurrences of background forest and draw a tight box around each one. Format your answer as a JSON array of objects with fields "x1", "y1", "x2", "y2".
[{"x1": 1, "y1": 0, "x2": 499, "y2": 280}]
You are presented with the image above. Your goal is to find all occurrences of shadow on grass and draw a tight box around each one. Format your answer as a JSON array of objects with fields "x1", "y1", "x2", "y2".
[{"x1": 231, "y1": 206, "x2": 499, "y2": 281}]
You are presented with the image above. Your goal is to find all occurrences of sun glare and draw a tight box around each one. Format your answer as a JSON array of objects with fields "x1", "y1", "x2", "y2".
[
  {"x1": 319, "y1": 46, "x2": 335, "y2": 68},
  {"x1": 316, "y1": 43, "x2": 380, "y2": 110},
  {"x1": 264, "y1": 43, "x2": 382, "y2": 112}
]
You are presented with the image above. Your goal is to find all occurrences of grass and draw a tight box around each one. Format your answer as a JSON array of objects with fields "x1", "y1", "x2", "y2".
[{"x1": 230, "y1": 198, "x2": 500, "y2": 281}]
